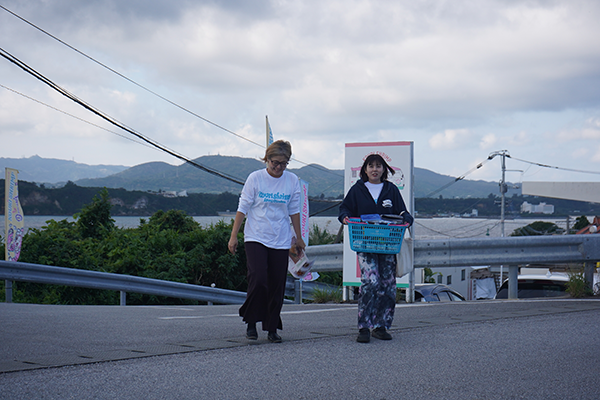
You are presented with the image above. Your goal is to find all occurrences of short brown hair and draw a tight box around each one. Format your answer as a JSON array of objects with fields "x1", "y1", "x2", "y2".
[{"x1": 261, "y1": 140, "x2": 292, "y2": 162}]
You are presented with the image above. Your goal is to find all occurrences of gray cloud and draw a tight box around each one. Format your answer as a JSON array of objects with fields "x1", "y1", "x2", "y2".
[{"x1": 1, "y1": 0, "x2": 600, "y2": 182}]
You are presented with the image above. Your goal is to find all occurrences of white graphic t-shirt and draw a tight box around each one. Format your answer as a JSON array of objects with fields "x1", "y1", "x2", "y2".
[{"x1": 237, "y1": 168, "x2": 301, "y2": 249}]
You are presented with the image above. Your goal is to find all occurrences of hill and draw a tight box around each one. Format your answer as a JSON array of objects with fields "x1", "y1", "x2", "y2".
[
  {"x1": 1, "y1": 155, "x2": 518, "y2": 198},
  {"x1": 0, "y1": 155, "x2": 127, "y2": 184},
  {"x1": 1, "y1": 179, "x2": 596, "y2": 218},
  {"x1": 76, "y1": 155, "x2": 517, "y2": 199}
]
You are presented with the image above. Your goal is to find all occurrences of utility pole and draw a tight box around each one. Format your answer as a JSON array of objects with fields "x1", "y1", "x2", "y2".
[
  {"x1": 488, "y1": 150, "x2": 509, "y2": 289},
  {"x1": 488, "y1": 150, "x2": 509, "y2": 237},
  {"x1": 500, "y1": 151, "x2": 507, "y2": 238}
]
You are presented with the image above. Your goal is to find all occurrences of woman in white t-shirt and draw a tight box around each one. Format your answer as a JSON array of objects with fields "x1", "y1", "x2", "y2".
[{"x1": 228, "y1": 140, "x2": 305, "y2": 343}]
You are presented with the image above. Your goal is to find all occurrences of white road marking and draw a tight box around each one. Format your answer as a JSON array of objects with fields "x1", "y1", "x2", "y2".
[{"x1": 159, "y1": 307, "x2": 353, "y2": 320}]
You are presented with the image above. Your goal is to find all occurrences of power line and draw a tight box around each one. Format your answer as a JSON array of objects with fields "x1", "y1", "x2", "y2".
[
  {"x1": 0, "y1": 83, "x2": 157, "y2": 151},
  {"x1": 0, "y1": 46, "x2": 246, "y2": 186},
  {"x1": 424, "y1": 158, "x2": 491, "y2": 198},
  {"x1": 0, "y1": 4, "x2": 343, "y2": 181},
  {"x1": 0, "y1": 4, "x2": 264, "y2": 150},
  {"x1": 3, "y1": 72, "x2": 342, "y2": 214},
  {"x1": 1, "y1": 81, "x2": 345, "y2": 194},
  {"x1": 507, "y1": 154, "x2": 600, "y2": 176},
  {"x1": 2, "y1": 81, "x2": 343, "y2": 216}
]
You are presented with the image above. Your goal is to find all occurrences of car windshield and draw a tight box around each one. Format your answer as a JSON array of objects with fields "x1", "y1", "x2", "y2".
[
  {"x1": 448, "y1": 292, "x2": 464, "y2": 301},
  {"x1": 496, "y1": 279, "x2": 567, "y2": 299},
  {"x1": 436, "y1": 291, "x2": 452, "y2": 301}
]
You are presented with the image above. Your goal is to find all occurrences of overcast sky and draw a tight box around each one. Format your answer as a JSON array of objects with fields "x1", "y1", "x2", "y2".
[{"x1": 1, "y1": 0, "x2": 600, "y2": 184}]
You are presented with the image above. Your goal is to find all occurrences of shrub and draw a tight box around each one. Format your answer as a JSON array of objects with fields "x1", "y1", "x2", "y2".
[
  {"x1": 9, "y1": 203, "x2": 248, "y2": 305},
  {"x1": 75, "y1": 188, "x2": 115, "y2": 239},
  {"x1": 571, "y1": 216, "x2": 590, "y2": 233},
  {"x1": 311, "y1": 286, "x2": 342, "y2": 303},
  {"x1": 317, "y1": 271, "x2": 343, "y2": 286},
  {"x1": 511, "y1": 221, "x2": 561, "y2": 236},
  {"x1": 566, "y1": 270, "x2": 593, "y2": 298},
  {"x1": 309, "y1": 224, "x2": 337, "y2": 245}
]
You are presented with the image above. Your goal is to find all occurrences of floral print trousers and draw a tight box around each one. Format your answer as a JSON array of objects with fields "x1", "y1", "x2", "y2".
[{"x1": 357, "y1": 252, "x2": 397, "y2": 330}]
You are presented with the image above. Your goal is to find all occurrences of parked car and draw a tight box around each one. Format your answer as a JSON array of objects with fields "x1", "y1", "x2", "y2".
[
  {"x1": 414, "y1": 284, "x2": 466, "y2": 302},
  {"x1": 495, "y1": 274, "x2": 569, "y2": 299}
]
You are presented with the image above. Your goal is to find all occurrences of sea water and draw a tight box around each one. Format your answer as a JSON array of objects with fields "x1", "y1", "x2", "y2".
[{"x1": 0, "y1": 215, "x2": 575, "y2": 240}]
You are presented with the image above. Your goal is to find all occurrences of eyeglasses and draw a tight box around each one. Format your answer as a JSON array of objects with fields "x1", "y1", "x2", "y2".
[{"x1": 269, "y1": 159, "x2": 289, "y2": 168}]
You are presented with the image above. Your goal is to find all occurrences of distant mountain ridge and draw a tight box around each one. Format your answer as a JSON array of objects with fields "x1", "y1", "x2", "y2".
[
  {"x1": 2, "y1": 155, "x2": 518, "y2": 198},
  {"x1": 0, "y1": 155, "x2": 128, "y2": 184},
  {"x1": 76, "y1": 155, "x2": 347, "y2": 197}
]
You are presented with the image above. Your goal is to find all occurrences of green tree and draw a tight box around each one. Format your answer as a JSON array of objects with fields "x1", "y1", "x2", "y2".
[
  {"x1": 572, "y1": 216, "x2": 590, "y2": 232},
  {"x1": 9, "y1": 192, "x2": 249, "y2": 305},
  {"x1": 75, "y1": 188, "x2": 115, "y2": 239},
  {"x1": 147, "y1": 209, "x2": 199, "y2": 233},
  {"x1": 424, "y1": 267, "x2": 442, "y2": 283},
  {"x1": 510, "y1": 221, "x2": 561, "y2": 236}
]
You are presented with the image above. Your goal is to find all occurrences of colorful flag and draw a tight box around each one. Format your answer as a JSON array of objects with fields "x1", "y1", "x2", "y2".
[
  {"x1": 298, "y1": 179, "x2": 319, "y2": 281},
  {"x1": 299, "y1": 179, "x2": 309, "y2": 245},
  {"x1": 5, "y1": 168, "x2": 25, "y2": 261},
  {"x1": 266, "y1": 115, "x2": 274, "y2": 147}
]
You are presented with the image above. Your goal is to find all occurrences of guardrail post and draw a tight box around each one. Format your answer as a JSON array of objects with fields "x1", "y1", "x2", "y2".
[
  {"x1": 5, "y1": 280, "x2": 12, "y2": 303},
  {"x1": 508, "y1": 265, "x2": 518, "y2": 299},
  {"x1": 584, "y1": 262, "x2": 595, "y2": 291},
  {"x1": 120, "y1": 291, "x2": 126, "y2": 306},
  {"x1": 407, "y1": 270, "x2": 415, "y2": 303},
  {"x1": 294, "y1": 279, "x2": 302, "y2": 304}
]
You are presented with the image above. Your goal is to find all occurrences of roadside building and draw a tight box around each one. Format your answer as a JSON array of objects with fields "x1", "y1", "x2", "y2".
[{"x1": 521, "y1": 201, "x2": 554, "y2": 214}]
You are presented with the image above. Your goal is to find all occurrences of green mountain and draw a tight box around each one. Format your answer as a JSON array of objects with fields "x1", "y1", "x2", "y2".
[
  {"x1": 76, "y1": 155, "x2": 514, "y2": 199},
  {"x1": 76, "y1": 155, "x2": 346, "y2": 198},
  {"x1": 2, "y1": 155, "x2": 517, "y2": 199},
  {"x1": 0, "y1": 155, "x2": 127, "y2": 184}
]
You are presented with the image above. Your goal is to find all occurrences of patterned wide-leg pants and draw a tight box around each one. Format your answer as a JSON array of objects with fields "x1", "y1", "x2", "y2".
[{"x1": 357, "y1": 252, "x2": 397, "y2": 330}]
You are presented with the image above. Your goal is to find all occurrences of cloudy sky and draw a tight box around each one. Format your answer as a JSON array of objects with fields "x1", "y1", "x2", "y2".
[{"x1": 1, "y1": 0, "x2": 600, "y2": 185}]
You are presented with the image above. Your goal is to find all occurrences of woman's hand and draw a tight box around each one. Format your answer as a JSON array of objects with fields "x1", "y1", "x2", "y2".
[
  {"x1": 228, "y1": 211, "x2": 245, "y2": 254},
  {"x1": 342, "y1": 216, "x2": 350, "y2": 225},
  {"x1": 295, "y1": 237, "x2": 306, "y2": 252},
  {"x1": 228, "y1": 236, "x2": 238, "y2": 254}
]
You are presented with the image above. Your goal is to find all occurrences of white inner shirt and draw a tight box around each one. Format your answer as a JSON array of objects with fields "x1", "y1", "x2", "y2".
[{"x1": 364, "y1": 181, "x2": 383, "y2": 204}]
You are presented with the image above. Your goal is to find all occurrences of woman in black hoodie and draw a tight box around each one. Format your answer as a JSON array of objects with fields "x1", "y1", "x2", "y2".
[{"x1": 338, "y1": 153, "x2": 413, "y2": 343}]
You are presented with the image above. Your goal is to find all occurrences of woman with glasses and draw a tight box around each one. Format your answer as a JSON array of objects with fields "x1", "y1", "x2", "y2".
[{"x1": 228, "y1": 140, "x2": 305, "y2": 343}]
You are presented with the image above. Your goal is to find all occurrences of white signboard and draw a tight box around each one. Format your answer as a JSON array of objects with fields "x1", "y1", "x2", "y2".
[{"x1": 342, "y1": 142, "x2": 414, "y2": 288}]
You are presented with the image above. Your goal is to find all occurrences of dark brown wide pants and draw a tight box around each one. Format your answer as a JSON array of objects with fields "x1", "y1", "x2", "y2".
[{"x1": 239, "y1": 241, "x2": 289, "y2": 332}]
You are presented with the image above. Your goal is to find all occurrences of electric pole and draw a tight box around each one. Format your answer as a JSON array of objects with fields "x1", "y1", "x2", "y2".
[
  {"x1": 489, "y1": 150, "x2": 509, "y2": 289},
  {"x1": 488, "y1": 150, "x2": 509, "y2": 237}
]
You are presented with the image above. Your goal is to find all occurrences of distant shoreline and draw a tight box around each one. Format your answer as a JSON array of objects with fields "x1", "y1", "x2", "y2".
[{"x1": 0, "y1": 215, "x2": 581, "y2": 240}]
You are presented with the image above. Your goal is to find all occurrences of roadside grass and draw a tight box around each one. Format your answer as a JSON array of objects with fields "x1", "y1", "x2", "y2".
[
  {"x1": 311, "y1": 287, "x2": 343, "y2": 303},
  {"x1": 566, "y1": 269, "x2": 593, "y2": 298}
]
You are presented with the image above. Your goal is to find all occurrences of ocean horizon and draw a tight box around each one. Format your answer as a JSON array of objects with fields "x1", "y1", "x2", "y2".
[{"x1": 0, "y1": 215, "x2": 576, "y2": 240}]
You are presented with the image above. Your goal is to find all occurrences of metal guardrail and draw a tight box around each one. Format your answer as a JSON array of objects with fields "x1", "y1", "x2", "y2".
[
  {"x1": 0, "y1": 260, "x2": 249, "y2": 305},
  {"x1": 3, "y1": 235, "x2": 599, "y2": 304},
  {"x1": 306, "y1": 235, "x2": 600, "y2": 300},
  {"x1": 285, "y1": 276, "x2": 340, "y2": 303},
  {"x1": 305, "y1": 236, "x2": 600, "y2": 270},
  {"x1": 305, "y1": 243, "x2": 344, "y2": 272},
  {"x1": 413, "y1": 235, "x2": 600, "y2": 268}
]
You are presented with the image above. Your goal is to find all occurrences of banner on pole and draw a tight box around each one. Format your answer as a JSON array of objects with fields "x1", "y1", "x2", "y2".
[
  {"x1": 5, "y1": 168, "x2": 25, "y2": 261},
  {"x1": 299, "y1": 179, "x2": 309, "y2": 245},
  {"x1": 266, "y1": 115, "x2": 274, "y2": 147}
]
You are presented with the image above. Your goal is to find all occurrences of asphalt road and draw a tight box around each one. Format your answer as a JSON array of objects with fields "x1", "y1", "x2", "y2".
[{"x1": 1, "y1": 299, "x2": 599, "y2": 399}]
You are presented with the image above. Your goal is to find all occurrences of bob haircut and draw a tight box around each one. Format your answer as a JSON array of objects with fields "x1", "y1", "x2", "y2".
[
  {"x1": 359, "y1": 153, "x2": 395, "y2": 182},
  {"x1": 261, "y1": 140, "x2": 292, "y2": 162}
]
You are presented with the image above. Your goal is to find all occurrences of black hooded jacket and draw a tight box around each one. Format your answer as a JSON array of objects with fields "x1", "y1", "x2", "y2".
[{"x1": 338, "y1": 179, "x2": 413, "y2": 226}]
